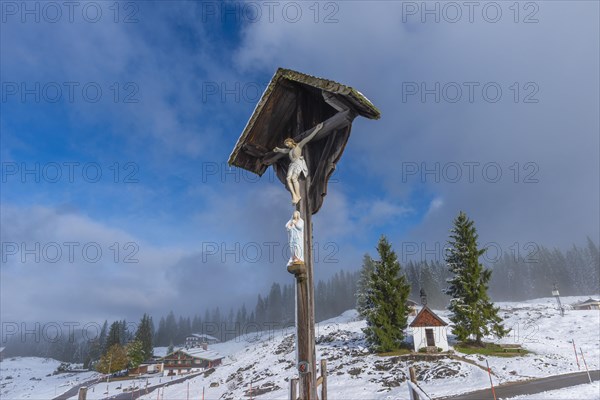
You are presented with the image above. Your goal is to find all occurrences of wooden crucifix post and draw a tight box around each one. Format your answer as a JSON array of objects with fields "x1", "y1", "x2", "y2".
[
  {"x1": 294, "y1": 163, "x2": 317, "y2": 399},
  {"x1": 287, "y1": 91, "x2": 317, "y2": 399},
  {"x1": 227, "y1": 67, "x2": 380, "y2": 400}
]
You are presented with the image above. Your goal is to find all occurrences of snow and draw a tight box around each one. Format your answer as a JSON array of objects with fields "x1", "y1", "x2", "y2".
[
  {"x1": 68, "y1": 373, "x2": 174, "y2": 400},
  {"x1": 153, "y1": 346, "x2": 168, "y2": 358},
  {"x1": 179, "y1": 347, "x2": 223, "y2": 362},
  {"x1": 0, "y1": 357, "x2": 99, "y2": 399},
  {"x1": 503, "y1": 382, "x2": 600, "y2": 399},
  {"x1": 189, "y1": 333, "x2": 219, "y2": 342},
  {"x1": 425, "y1": 296, "x2": 600, "y2": 398},
  {"x1": 464, "y1": 297, "x2": 600, "y2": 381},
  {"x1": 6, "y1": 296, "x2": 599, "y2": 399},
  {"x1": 133, "y1": 296, "x2": 600, "y2": 399}
]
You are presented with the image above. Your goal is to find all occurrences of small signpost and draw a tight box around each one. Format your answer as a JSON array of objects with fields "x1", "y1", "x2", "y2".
[
  {"x1": 229, "y1": 68, "x2": 380, "y2": 399},
  {"x1": 77, "y1": 386, "x2": 87, "y2": 400},
  {"x1": 552, "y1": 283, "x2": 564, "y2": 316}
]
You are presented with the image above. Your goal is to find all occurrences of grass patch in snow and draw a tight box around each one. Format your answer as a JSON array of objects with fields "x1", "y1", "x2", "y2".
[
  {"x1": 377, "y1": 342, "x2": 413, "y2": 356},
  {"x1": 377, "y1": 348, "x2": 413, "y2": 357},
  {"x1": 454, "y1": 342, "x2": 529, "y2": 357}
]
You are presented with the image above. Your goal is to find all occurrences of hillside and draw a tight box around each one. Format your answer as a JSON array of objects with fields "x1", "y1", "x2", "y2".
[
  {"x1": 0, "y1": 357, "x2": 98, "y2": 400},
  {"x1": 130, "y1": 296, "x2": 599, "y2": 400},
  {"x1": 5, "y1": 297, "x2": 595, "y2": 399}
]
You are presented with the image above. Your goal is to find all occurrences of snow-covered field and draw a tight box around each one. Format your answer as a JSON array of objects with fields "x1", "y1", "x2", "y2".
[
  {"x1": 457, "y1": 297, "x2": 599, "y2": 384},
  {"x1": 505, "y1": 382, "x2": 600, "y2": 399},
  {"x1": 69, "y1": 373, "x2": 175, "y2": 400},
  {"x1": 135, "y1": 296, "x2": 599, "y2": 400},
  {"x1": 0, "y1": 357, "x2": 99, "y2": 399},
  {"x1": 3, "y1": 296, "x2": 598, "y2": 400}
]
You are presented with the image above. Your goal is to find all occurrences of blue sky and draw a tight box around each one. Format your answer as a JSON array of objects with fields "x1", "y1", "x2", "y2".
[{"x1": 1, "y1": 1, "x2": 598, "y2": 323}]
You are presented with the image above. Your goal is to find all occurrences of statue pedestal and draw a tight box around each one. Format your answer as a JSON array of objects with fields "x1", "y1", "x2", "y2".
[{"x1": 287, "y1": 261, "x2": 307, "y2": 280}]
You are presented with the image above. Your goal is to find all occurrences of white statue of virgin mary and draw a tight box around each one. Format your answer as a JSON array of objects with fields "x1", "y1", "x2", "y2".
[{"x1": 286, "y1": 210, "x2": 304, "y2": 266}]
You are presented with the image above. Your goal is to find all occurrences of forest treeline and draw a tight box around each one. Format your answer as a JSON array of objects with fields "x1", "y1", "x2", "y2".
[{"x1": 3, "y1": 237, "x2": 598, "y2": 363}]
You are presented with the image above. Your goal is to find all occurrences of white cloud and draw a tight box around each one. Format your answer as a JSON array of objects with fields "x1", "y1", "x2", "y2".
[
  {"x1": 233, "y1": 1, "x2": 600, "y2": 249},
  {"x1": 0, "y1": 204, "x2": 184, "y2": 322},
  {"x1": 426, "y1": 197, "x2": 444, "y2": 217}
]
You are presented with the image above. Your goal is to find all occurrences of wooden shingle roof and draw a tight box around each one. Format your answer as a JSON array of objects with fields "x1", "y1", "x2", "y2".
[
  {"x1": 228, "y1": 68, "x2": 380, "y2": 176},
  {"x1": 409, "y1": 306, "x2": 448, "y2": 327}
]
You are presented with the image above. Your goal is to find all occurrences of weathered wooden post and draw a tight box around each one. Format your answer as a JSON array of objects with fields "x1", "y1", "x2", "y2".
[
  {"x1": 320, "y1": 359, "x2": 328, "y2": 400},
  {"x1": 77, "y1": 386, "x2": 88, "y2": 400},
  {"x1": 290, "y1": 378, "x2": 298, "y2": 400},
  {"x1": 228, "y1": 68, "x2": 380, "y2": 399},
  {"x1": 293, "y1": 171, "x2": 316, "y2": 399},
  {"x1": 408, "y1": 367, "x2": 419, "y2": 400}
]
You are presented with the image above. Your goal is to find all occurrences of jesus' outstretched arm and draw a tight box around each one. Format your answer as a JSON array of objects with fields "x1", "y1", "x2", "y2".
[{"x1": 298, "y1": 122, "x2": 324, "y2": 148}]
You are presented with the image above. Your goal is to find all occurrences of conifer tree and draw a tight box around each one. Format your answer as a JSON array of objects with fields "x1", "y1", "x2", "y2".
[
  {"x1": 362, "y1": 236, "x2": 411, "y2": 352},
  {"x1": 444, "y1": 211, "x2": 508, "y2": 344},
  {"x1": 126, "y1": 340, "x2": 145, "y2": 369},
  {"x1": 105, "y1": 321, "x2": 121, "y2": 350},
  {"x1": 420, "y1": 262, "x2": 446, "y2": 309},
  {"x1": 98, "y1": 320, "x2": 108, "y2": 354},
  {"x1": 164, "y1": 311, "x2": 177, "y2": 345},
  {"x1": 356, "y1": 254, "x2": 375, "y2": 317},
  {"x1": 134, "y1": 314, "x2": 154, "y2": 360}
]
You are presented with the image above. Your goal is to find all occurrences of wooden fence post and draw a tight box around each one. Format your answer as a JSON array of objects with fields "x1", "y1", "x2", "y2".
[
  {"x1": 290, "y1": 378, "x2": 298, "y2": 400},
  {"x1": 320, "y1": 359, "x2": 327, "y2": 400},
  {"x1": 485, "y1": 359, "x2": 497, "y2": 400},
  {"x1": 409, "y1": 367, "x2": 419, "y2": 400},
  {"x1": 580, "y1": 348, "x2": 593, "y2": 384},
  {"x1": 572, "y1": 340, "x2": 580, "y2": 370}
]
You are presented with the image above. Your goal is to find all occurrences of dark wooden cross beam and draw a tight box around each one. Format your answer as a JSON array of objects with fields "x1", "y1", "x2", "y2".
[{"x1": 260, "y1": 109, "x2": 356, "y2": 166}]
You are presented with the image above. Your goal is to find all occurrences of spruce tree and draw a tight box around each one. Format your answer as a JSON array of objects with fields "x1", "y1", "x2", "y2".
[
  {"x1": 267, "y1": 283, "x2": 283, "y2": 323},
  {"x1": 105, "y1": 321, "x2": 121, "y2": 350},
  {"x1": 118, "y1": 320, "x2": 129, "y2": 345},
  {"x1": 126, "y1": 341, "x2": 145, "y2": 369},
  {"x1": 164, "y1": 311, "x2": 177, "y2": 345},
  {"x1": 444, "y1": 211, "x2": 508, "y2": 345},
  {"x1": 362, "y1": 236, "x2": 411, "y2": 352},
  {"x1": 356, "y1": 254, "x2": 375, "y2": 317},
  {"x1": 420, "y1": 262, "x2": 446, "y2": 309},
  {"x1": 134, "y1": 314, "x2": 154, "y2": 360},
  {"x1": 98, "y1": 320, "x2": 108, "y2": 354},
  {"x1": 585, "y1": 237, "x2": 600, "y2": 293}
]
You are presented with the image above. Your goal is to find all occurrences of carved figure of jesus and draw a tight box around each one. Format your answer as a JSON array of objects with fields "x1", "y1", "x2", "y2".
[
  {"x1": 274, "y1": 122, "x2": 324, "y2": 205},
  {"x1": 286, "y1": 210, "x2": 304, "y2": 266}
]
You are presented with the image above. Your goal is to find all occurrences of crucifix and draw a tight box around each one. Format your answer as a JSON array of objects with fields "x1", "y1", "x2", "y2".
[
  {"x1": 228, "y1": 68, "x2": 380, "y2": 399},
  {"x1": 273, "y1": 122, "x2": 324, "y2": 205}
]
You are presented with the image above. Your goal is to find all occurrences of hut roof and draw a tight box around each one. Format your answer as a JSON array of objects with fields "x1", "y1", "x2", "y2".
[
  {"x1": 574, "y1": 298, "x2": 600, "y2": 306},
  {"x1": 188, "y1": 333, "x2": 219, "y2": 342},
  {"x1": 182, "y1": 347, "x2": 224, "y2": 361},
  {"x1": 164, "y1": 348, "x2": 224, "y2": 362},
  {"x1": 409, "y1": 306, "x2": 448, "y2": 327}
]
